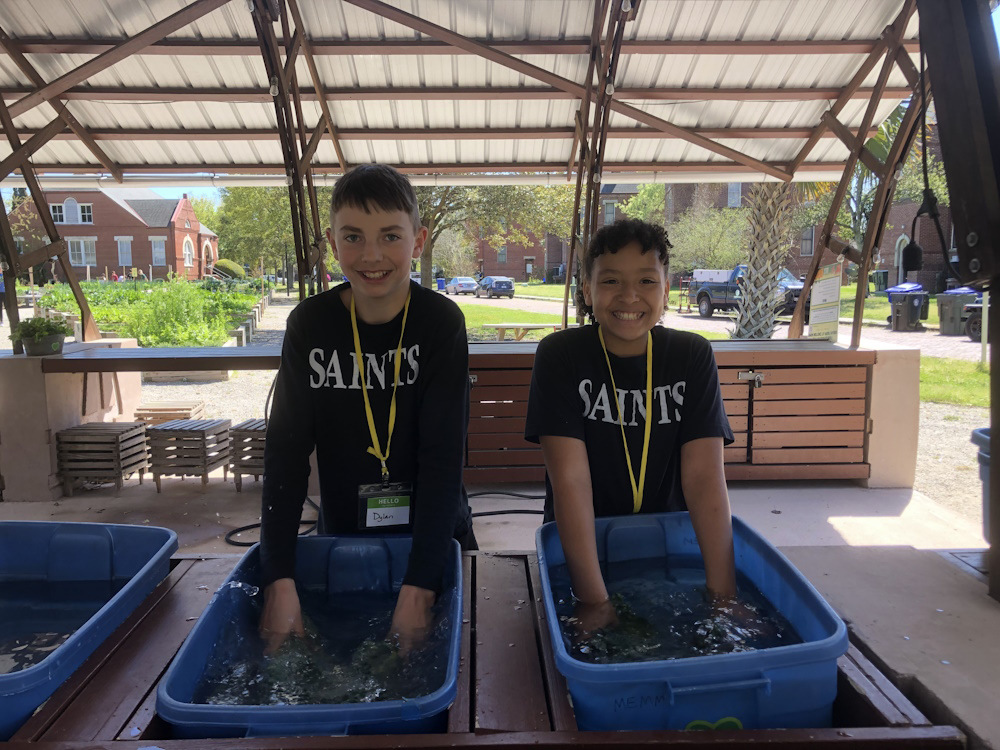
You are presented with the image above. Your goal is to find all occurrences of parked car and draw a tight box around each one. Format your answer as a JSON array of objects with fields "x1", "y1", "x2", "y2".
[
  {"x1": 475, "y1": 275, "x2": 515, "y2": 299},
  {"x1": 445, "y1": 276, "x2": 478, "y2": 295},
  {"x1": 688, "y1": 265, "x2": 805, "y2": 318}
]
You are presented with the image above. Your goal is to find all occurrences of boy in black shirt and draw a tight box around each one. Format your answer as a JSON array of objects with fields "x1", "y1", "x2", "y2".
[
  {"x1": 525, "y1": 219, "x2": 735, "y2": 636},
  {"x1": 260, "y1": 164, "x2": 474, "y2": 653}
]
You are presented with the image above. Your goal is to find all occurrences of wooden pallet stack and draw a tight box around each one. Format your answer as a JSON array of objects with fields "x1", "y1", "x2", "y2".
[
  {"x1": 56, "y1": 422, "x2": 149, "y2": 496},
  {"x1": 230, "y1": 418, "x2": 266, "y2": 492},
  {"x1": 133, "y1": 401, "x2": 207, "y2": 427},
  {"x1": 147, "y1": 419, "x2": 232, "y2": 492}
]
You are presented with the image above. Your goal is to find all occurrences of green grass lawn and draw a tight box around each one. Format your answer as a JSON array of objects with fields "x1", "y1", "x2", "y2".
[{"x1": 920, "y1": 357, "x2": 990, "y2": 407}]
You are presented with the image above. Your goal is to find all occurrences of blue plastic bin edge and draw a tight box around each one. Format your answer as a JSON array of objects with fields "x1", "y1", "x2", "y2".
[
  {"x1": 534, "y1": 513, "x2": 848, "y2": 681},
  {"x1": 156, "y1": 537, "x2": 462, "y2": 737}
]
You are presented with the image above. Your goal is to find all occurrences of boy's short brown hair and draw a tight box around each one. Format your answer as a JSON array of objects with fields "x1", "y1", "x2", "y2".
[
  {"x1": 576, "y1": 218, "x2": 672, "y2": 321},
  {"x1": 329, "y1": 164, "x2": 422, "y2": 230}
]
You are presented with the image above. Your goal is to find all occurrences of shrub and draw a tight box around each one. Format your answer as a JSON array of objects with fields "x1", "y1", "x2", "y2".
[
  {"x1": 10, "y1": 317, "x2": 73, "y2": 343},
  {"x1": 214, "y1": 258, "x2": 246, "y2": 279}
]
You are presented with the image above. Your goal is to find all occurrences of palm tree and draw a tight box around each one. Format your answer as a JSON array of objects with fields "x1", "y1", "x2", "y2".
[{"x1": 733, "y1": 182, "x2": 795, "y2": 340}]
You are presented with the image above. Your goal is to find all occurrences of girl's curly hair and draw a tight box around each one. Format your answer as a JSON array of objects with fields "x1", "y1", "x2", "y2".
[{"x1": 575, "y1": 218, "x2": 672, "y2": 321}]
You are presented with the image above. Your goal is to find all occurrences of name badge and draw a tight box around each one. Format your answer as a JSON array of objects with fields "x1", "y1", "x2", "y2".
[{"x1": 358, "y1": 482, "x2": 412, "y2": 529}]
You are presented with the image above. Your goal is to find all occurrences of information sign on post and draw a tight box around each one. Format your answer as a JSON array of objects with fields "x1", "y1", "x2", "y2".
[{"x1": 807, "y1": 261, "x2": 843, "y2": 342}]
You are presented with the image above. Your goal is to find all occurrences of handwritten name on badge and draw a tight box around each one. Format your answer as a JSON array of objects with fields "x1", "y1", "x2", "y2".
[{"x1": 365, "y1": 495, "x2": 410, "y2": 527}]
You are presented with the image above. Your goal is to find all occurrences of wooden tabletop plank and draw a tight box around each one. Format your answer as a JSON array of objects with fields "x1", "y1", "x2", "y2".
[
  {"x1": 40, "y1": 558, "x2": 236, "y2": 742},
  {"x1": 526, "y1": 557, "x2": 577, "y2": 732},
  {"x1": 474, "y1": 554, "x2": 551, "y2": 733},
  {"x1": 448, "y1": 553, "x2": 474, "y2": 734},
  {"x1": 0, "y1": 724, "x2": 967, "y2": 748}
]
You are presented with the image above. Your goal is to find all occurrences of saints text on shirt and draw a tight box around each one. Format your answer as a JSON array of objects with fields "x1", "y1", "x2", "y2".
[
  {"x1": 307, "y1": 345, "x2": 420, "y2": 389},
  {"x1": 578, "y1": 378, "x2": 685, "y2": 425}
]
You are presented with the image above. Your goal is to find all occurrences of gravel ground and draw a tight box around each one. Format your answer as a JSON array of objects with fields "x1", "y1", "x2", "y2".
[{"x1": 6, "y1": 291, "x2": 982, "y2": 523}]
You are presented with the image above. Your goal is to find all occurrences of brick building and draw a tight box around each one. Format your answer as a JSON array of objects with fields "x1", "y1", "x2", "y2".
[{"x1": 9, "y1": 188, "x2": 218, "y2": 282}]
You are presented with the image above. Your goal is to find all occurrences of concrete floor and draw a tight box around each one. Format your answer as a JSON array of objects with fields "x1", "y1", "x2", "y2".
[{"x1": 0, "y1": 472, "x2": 996, "y2": 748}]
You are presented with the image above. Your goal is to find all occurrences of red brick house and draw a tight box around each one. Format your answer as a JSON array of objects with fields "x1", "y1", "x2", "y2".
[{"x1": 9, "y1": 188, "x2": 218, "y2": 282}]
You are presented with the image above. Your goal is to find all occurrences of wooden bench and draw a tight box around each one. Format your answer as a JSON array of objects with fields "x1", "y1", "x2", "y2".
[
  {"x1": 147, "y1": 418, "x2": 232, "y2": 492},
  {"x1": 482, "y1": 323, "x2": 567, "y2": 341},
  {"x1": 134, "y1": 400, "x2": 206, "y2": 426},
  {"x1": 55, "y1": 422, "x2": 149, "y2": 496},
  {"x1": 230, "y1": 418, "x2": 266, "y2": 492}
]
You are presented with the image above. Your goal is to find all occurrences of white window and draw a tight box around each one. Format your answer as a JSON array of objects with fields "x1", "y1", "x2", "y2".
[
  {"x1": 800, "y1": 227, "x2": 814, "y2": 257},
  {"x1": 497, "y1": 246, "x2": 507, "y2": 264},
  {"x1": 185, "y1": 219, "x2": 191, "y2": 229},
  {"x1": 150, "y1": 236, "x2": 166, "y2": 266},
  {"x1": 116, "y1": 236, "x2": 132, "y2": 267},
  {"x1": 67, "y1": 238, "x2": 96, "y2": 267},
  {"x1": 63, "y1": 197, "x2": 80, "y2": 223},
  {"x1": 14, "y1": 237, "x2": 24, "y2": 253},
  {"x1": 80, "y1": 204, "x2": 93, "y2": 223},
  {"x1": 50, "y1": 204, "x2": 64, "y2": 223},
  {"x1": 183, "y1": 237, "x2": 194, "y2": 267},
  {"x1": 728, "y1": 183, "x2": 742, "y2": 207},
  {"x1": 604, "y1": 201, "x2": 616, "y2": 224}
]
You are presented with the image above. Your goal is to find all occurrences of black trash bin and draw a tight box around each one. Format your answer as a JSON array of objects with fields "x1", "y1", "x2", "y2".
[
  {"x1": 871, "y1": 270, "x2": 889, "y2": 292},
  {"x1": 973, "y1": 428, "x2": 990, "y2": 542},
  {"x1": 890, "y1": 292, "x2": 927, "y2": 330}
]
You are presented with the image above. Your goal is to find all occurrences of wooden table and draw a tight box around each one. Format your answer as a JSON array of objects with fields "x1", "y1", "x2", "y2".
[{"x1": 6, "y1": 552, "x2": 964, "y2": 749}]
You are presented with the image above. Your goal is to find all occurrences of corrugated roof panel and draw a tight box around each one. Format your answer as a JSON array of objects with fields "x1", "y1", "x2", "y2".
[{"x1": 0, "y1": 0, "x2": 921, "y2": 184}]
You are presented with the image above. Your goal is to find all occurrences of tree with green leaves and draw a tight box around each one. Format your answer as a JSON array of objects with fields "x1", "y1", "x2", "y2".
[
  {"x1": 791, "y1": 102, "x2": 950, "y2": 253},
  {"x1": 620, "y1": 183, "x2": 665, "y2": 225},
  {"x1": 668, "y1": 203, "x2": 750, "y2": 274}
]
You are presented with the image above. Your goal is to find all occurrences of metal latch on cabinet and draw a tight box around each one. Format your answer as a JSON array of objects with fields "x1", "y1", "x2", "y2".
[{"x1": 738, "y1": 370, "x2": 765, "y2": 388}]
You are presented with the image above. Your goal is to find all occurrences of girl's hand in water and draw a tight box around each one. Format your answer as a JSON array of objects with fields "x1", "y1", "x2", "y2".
[
  {"x1": 570, "y1": 598, "x2": 619, "y2": 642},
  {"x1": 259, "y1": 578, "x2": 305, "y2": 655}
]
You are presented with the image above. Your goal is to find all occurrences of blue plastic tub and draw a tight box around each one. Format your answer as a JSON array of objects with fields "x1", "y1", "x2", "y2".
[
  {"x1": 536, "y1": 513, "x2": 848, "y2": 731},
  {"x1": 0, "y1": 521, "x2": 177, "y2": 740},
  {"x1": 973, "y1": 428, "x2": 990, "y2": 543},
  {"x1": 157, "y1": 536, "x2": 462, "y2": 738}
]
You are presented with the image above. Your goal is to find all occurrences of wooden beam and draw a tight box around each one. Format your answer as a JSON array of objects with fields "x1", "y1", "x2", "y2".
[
  {"x1": 788, "y1": 0, "x2": 916, "y2": 338},
  {"x1": 0, "y1": 96, "x2": 99, "y2": 342},
  {"x1": 0, "y1": 27, "x2": 123, "y2": 182},
  {"x1": 4, "y1": 36, "x2": 921, "y2": 57},
  {"x1": 282, "y1": 29, "x2": 303, "y2": 89},
  {"x1": 0, "y1": 115, "x2": 64, "y2": 180},
  {"x1": 894, "y1": 46, "x2": 920, "y2": 89},
  {"x1": 0, "y1": 84, "x2": 913, "y2": 104},
  {"x1": 20, "y1": 160, "x2": 848, "y2": 176},
  {"x1": 10, "y1": 125, "x2": 878, "y2": 142},
  {"x1": 1, "y1": 36, "x2": 895, "y2": 57},
  {"x1": 821, "y1": 111, "x2": 886, "y2": 180},
  {"x1": 297, "y1": 119, "x2": 326, "y2": 175},
  {"x1": 6, "y1": 0, "x2": 231, "y2": 118},
  {"x1": 342, "y1": 0, "x2": 790, "y2": 181},
  {"x1": 15, "y1": 239, "x2": 66, "y2": 272},
  {"x1": 286, "y1": 0, "x2": 348, "y2": 171}
]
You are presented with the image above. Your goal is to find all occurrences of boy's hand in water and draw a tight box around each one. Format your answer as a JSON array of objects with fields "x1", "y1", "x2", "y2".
[
  {"x1": 571, "y1": 598, "x2": 619, "y2": 642},
  {"x1": 389, "y1": 584, "x2": 436, "y2": 655},
  {"x1": 259, "y1": 578, "x2": 305, "y2": 655}
]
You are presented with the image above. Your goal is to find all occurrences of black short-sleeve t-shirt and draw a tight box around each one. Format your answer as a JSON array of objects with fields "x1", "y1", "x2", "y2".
[{"x1": 524, "y1": 324, "x2": 733, "y2": 521}]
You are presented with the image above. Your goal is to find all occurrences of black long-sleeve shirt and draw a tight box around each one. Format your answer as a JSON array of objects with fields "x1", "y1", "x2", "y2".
[{"x1": 260, "y1": 281, "x2": 472, "y2": 591}]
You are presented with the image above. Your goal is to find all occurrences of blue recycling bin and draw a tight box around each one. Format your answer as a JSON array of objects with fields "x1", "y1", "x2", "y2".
[{"x1": 435, "y1": 277, "x2": 445, "y2": 291}]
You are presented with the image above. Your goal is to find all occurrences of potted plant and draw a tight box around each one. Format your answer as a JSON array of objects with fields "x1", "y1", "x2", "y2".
[{"x1": 10, "y1": 317, "x2": 73, "y2": 356}]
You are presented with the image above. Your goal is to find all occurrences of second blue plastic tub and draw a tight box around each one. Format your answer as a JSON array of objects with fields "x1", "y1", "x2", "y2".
[{"x1": 536, "y1": 513, "x2": 848, "y2": 731}]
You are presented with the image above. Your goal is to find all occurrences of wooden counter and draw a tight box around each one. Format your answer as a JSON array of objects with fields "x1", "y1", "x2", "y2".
[
  {"x1": 5, "y1": 552, "x2": 963, "y2": 749},
  {"x1": 28, "y1": 340, "x2": 877, "y2": 485}
]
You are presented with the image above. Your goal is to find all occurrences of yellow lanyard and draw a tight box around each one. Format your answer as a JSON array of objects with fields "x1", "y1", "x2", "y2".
[
  {"x1": 598, "y1": 327, "x2": 653, "y2": 514},
  {"x1": 350, "y1": 291, "x2": 411, "y2": 484}
]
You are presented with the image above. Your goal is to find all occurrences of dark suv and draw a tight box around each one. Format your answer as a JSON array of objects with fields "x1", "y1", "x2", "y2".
[{"x1": 475, "y1": 275, "x2": 515, "y2": 299}]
